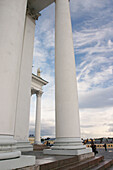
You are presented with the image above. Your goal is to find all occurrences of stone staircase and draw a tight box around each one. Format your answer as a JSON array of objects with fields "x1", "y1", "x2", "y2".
[
  {"x1": 39, "y1": 156, "x2": 113, "y2": 170},
  {"x1": 33, "y1": 144, "x2": 50, "y2": 151}
]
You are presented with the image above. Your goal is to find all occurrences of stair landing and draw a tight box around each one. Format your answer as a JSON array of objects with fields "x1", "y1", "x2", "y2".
[{"x1": 16, "y1": 151, "x2": 113, "y2": 170}]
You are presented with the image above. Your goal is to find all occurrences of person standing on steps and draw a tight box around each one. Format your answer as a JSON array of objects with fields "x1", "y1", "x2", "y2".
[
  {"x1": 91, "y1": 139, "x2": 98, "y2": 156},
  {"x1": 104, "y1": 143, "x2": 107, "y2": 151}
]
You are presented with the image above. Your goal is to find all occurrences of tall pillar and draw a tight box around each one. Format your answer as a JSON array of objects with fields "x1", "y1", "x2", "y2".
[
  {"x1": 0, "y1": 1, "x2": 35, "y2": 168},
  {"x1": 14, "y1": 13, "x2": 36, "y2": 152},
  {"x1": 55, "y1": 0, "x2": 80, "y2": 139},
  {"x1": 0, "y1": 0, "x2": 27, "y2": 159},
  {"x1": 44, "y1": 0, "x2": 92, "y2": 155},
  {"x1": 34, "y1": 91, "x2": 42, "y2": 144}
]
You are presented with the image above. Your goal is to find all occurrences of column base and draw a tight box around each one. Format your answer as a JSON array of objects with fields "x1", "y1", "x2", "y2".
[
  {"x1": 34, "y1": 141, "x2": 42, "y2": 145},
  {"x1": 0, "y1": 151, "x2": 21, "y2": 160},
  {"x1": 0, "y1": 155, "x2": 35, "y2": 169},
  {"x1": 43, "y1": 137, "x2": 92, "y2": 156},
  {"x1": 33, "y1": 143, "x2": 50, "y2": 151},
  {"x1": 16, "y1": 140, "x2": 33, "y2": 152},
  {"x1": 43, "y1": 148, "x2": 92, "y2": 156},
  {"x1": 0, "y1": 136, "x2": 35, "y2": 169},
  {"x1": 0, "y1": 135, "x2": 21, "y2": 160}
]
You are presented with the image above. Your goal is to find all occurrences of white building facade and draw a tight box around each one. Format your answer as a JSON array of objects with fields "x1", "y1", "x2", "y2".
[{"x1": 31, "y1": 72, "x2": 48, "y2": 144}]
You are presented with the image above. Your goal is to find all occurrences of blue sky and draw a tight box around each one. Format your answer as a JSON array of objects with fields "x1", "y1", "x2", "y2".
[{"x1": 30, "y1": 0, "x2": 113, "y2": 139}]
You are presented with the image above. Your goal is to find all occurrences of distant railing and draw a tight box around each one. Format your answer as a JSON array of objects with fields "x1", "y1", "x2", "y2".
[
  {"x1": 86, "y1": 144, "x2": 113, "y2": 149},
  {"x1": 29, "y1": 137, "x2": 55, "y2": 146}
]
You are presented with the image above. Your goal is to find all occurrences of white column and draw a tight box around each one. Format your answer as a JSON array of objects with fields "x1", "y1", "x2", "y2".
[
  {"x1": 14, "y1": 13, "x2": 35, "y2": 151},
  {"x1": 44, "y1": 0, "x2": 92, "y2": 155},
  {"x1": 0, "y1": 0, "x2": 27, "y2": 159},
  {"x1": 55, "y1": 0, "x2": 80, "y2": 139},
  {"x1": 0, "y1": 1, "x2": 35, "y2": 168},
  {"x1": 34, "y1": 91, "x2": 42, "y2": 144}
]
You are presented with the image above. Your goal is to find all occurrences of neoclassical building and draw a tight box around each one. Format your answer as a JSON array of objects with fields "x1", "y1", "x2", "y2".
[
  {"x1": 14, "y1": 71, "x2": 48, "y2": 152},
  {"x1": 0, "y1": 0, "x2": 92, "y2": 169},
  {"x1": 31, "y1": 71, "x2": 48, "y2": 145}
]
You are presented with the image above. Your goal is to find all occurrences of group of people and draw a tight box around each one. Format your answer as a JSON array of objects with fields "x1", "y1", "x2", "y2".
[
  {"x1": 91, "y1": 140, "x2": 98, "y2": 155},
  {"x1": 91, "y1": 139, "x2": 107, "y2": 155}
]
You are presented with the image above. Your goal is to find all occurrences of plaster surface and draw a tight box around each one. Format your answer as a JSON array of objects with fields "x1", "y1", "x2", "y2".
[
  {"x1": 34, "y1": 92, "x2": 42, "y2": 144},
  {"x1": 0, "y1": 135, "x2": 21, "y2": 160},
  {"x1": 31, "y1": 74, "x2": 48, "y2": 145},
  {"x1": 16, "y1": 141, "x2": 33, "y2": 152},
  {"x1": 43, "y1": 148, "x2": 92, "y2": 156},
  {"x1": 14, "y1": 14, "x2": 35, "y2": 142},
  {"x1": 28, "y1": 0, "x2": 54, "y2": 13},
  {"x1": 44, "y1": 0, "x2": 92, "y2": 156},
  {"x1": 0, "y1": 0, "x2": 29, "y2": 162},
  {"x1": 55, "y1": 0, "x2": 80, "y2": 138},
  {"x1": 31, "y1": 74, "x2": 48, "y2": 93},
  {"x1": 0, "y1": 0, "x2": 27, "y2": 135},
  {"x1": 0, "y1": 155, "x2": 35, "y2": 170}
]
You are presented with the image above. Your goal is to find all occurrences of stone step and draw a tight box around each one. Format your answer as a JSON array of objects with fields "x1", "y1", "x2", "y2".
[
  {"x1": 39, "y1": 156, "x2": 79, "y2": 170},
  {"x1": 33, "y1": 144, "x2": 50, "y2": 151},
  {"x1": 90, "y1": 159, "x2": 113, "y2": 170},
  {"x1": 107, "y1": 164, "x2": 113, "y2": 170},
  {"x1": 58, "y1": 156, "x2": 104, "y2": 170},
  {"x1": 39, "y1": 156, "x2": 103, "y2": 170},
  {"x1": 15, "y1": 153, "x2": 113, "y2": 170}
]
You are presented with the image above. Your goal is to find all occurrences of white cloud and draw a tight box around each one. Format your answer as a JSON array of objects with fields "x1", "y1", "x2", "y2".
[
  {"x1": 78, "y1": 86, "x2": 113, "y2": 109},
  {"x1": 29, "y1": 117, "x2": 55, "y2": 138},
  {"x1": 29, "y1": 0, "x2": 113, "y2": 139},
  {"x1": 80, "y1": 107, "x2": 113, "y2": 138},
  {"x1": 70, "y1": 0, "x2": 109, "y2": 13},
  {"x1": 73, "y1": 22, "x2": 113, "y2": 93},
  {"x1": 73, "y1": 22, "x2": 113, "y2": 53}
]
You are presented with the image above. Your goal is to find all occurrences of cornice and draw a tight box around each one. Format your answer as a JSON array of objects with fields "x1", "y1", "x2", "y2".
[{"x1": 27, "y1": 3, "x2": 41, "y2": 20}]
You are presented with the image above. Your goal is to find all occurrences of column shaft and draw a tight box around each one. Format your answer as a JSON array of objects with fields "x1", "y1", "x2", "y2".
[
  {"x1": 14, "y1": 14, "x2": 35, "y2": 151},
  {"x1": 35, "y1": 92, "x2": 42, "y2": 144},
  {"x1": 55, "y1": 0, "x2": 80, "y2": 138},
  {"x1": 0, "y1": 0, "x2": 27, "y2": 159},
  {"x1": 0, "y1": 0, "x2": 27, "y2": 136},
  {"x1": 44, "y1": 0, "x2": 92, "y2": 155}
]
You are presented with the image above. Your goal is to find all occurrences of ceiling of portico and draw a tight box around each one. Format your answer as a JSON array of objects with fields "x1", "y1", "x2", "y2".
[{"x1": 28, "y1": 0, "x2": 54, "y2": 13}]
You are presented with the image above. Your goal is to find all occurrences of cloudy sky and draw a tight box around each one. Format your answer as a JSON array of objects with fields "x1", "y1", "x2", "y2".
[{"x1": 30, "y1": 0, "x2": 113, "y2": 139}]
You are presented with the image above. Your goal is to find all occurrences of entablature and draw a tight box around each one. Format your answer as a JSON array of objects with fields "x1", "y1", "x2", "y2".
[{"x1": 27, "y1": 0, "x2": 54, "y2": 20}]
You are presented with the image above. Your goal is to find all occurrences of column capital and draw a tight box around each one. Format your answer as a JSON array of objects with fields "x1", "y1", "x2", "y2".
[
  {"x1": 36, "y1": 91, "x2": 43, "y2": 97},
  {"x1": 31, "y1": 88, "x2": 35, "y2": 96}
]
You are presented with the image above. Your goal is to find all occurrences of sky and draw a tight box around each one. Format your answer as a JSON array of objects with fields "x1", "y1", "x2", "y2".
[{"x1": 30, "y1": 0, "x2": 113, "y2": 139}]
